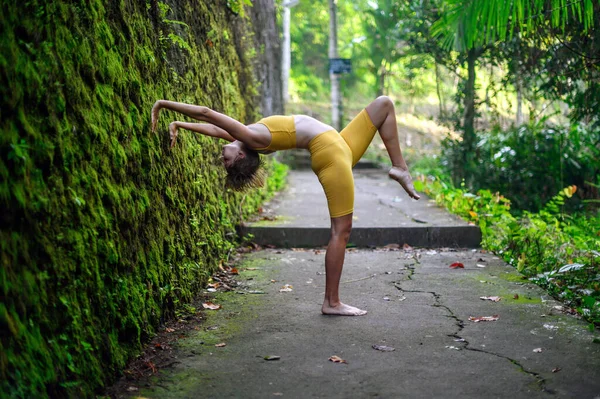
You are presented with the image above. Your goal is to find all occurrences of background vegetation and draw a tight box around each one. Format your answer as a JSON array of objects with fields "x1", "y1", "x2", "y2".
[
  {"x1": 284, "y1": 0, "x2": 599, "y2": 325},
  {"x1": 0, "y1": 1, "x2": 283, "y2": 397}
]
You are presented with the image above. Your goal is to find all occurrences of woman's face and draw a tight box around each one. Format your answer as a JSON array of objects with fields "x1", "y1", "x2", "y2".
[{"x1": 222, "y1": 141, "x2": 245, "y2": 168}]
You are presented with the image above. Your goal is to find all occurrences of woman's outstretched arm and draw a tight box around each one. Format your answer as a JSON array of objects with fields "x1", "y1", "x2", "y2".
[
  {"x1": 152, "y1": 100, "x2": 268, "y2": 148},
  {"x1": 169, "y1": 121, "x2": 235, "y2": 148}
]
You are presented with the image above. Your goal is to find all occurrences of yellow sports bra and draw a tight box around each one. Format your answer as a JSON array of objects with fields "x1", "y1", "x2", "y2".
[{"x1": 254, "y1": 115, "x2": 296, "y2": 151}]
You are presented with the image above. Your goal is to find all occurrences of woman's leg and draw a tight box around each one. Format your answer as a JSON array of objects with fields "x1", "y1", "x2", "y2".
[
  {"x1": 365, "y1": 96, "x2": 420, "y2": 200},
  {"x1": 321, "y1": 213, "x2": 367, "y2": 316}
]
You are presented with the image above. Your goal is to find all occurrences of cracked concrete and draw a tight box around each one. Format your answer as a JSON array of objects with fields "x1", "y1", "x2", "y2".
[{"x1": 123, "y1": 248, "x2": 600, "y2": 399}]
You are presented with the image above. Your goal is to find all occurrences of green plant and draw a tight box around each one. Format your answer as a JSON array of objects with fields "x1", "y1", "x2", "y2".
[{"x1": 416, "y1": 166, "x2": 600, "y2": 327}]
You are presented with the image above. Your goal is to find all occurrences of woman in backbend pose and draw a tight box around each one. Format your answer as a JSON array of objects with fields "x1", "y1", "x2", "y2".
[{"x1": 151, "y1": 96, "x2": 420, "y2": 316}]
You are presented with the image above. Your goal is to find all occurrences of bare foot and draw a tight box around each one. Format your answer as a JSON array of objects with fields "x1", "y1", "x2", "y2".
[
  {"x1": 322, "y1": 302, "x2": 367, "y2": 316},
  {"x1": 388, "y1": 167, "x2": 421, "y2": 200}
]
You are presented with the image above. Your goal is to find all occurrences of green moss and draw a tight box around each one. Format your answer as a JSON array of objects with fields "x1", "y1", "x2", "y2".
[
  {"x1": 496, "y1": 272, "x2": 530, "y2": 283},
  {"x1": 0, "y1": 1, "x2": 285, "y2": 398}
]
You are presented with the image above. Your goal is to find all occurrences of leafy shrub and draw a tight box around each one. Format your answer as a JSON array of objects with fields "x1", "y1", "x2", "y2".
[
  {"x1": 440, "y1": 120, "x2": 600, "y2": 212},
  {"x1": 414, "y1": 164, "x2": 600, "y2": 327}
]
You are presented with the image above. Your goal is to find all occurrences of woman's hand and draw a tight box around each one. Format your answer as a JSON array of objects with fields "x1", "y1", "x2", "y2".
[
  {"x1": 169, "y1": 122, "x2": 179, "y2": 148},
  {"x1": 151, "y1": 100, "x2": 163, "y2": 132}
]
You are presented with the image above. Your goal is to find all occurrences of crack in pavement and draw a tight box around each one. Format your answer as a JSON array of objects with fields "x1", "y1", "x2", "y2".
[{"x1": 393, "y1": 277, "x2": 552, "y2": 395}]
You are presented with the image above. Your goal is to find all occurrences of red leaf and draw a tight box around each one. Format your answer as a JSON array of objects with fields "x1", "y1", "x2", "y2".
[{"x1": 449, "y1": 262, "x2": 464, "y2": 269}]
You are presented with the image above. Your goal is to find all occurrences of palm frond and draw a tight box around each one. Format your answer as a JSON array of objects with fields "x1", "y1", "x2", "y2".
[{"x1": 431, "y1": 0, "x2": 598, "y2": 50}]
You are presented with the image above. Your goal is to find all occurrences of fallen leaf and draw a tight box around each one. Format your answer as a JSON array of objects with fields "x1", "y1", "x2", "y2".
[
  {"x1": 328, "y1": 355, "x2": 347, "y2": 364},
  {"x1": 480, "y1": 296, "x2": 502, "y2": 302},
  {"x1": 230, "y1": 268, "x2": 239, "y2": 275},
  {"x1": 533, "y1": 347, "x2": 543, "y2": 353},
  {"x1": 449, "y1": 262, "x2": 465, "y2": 269},
  {"x1": 165, "y1": 327, "x2": 175, "y2": 333},
  {"x1": 245, "y1": 267, "x2": 258, "y2": 271},
  {"x1": 215, "y1": 343, "x2": 227, "y2": 347},
  {"x1": 372, "y1": 345, "x2": 395, "y2": 352},
  {"x1": 145, "y1": 361, "x2": 157, "y2": 373},
  {"x1": 552, "y1": 367, "x2": 561, "y2": 373},
  {"x1": 513, "y1": 294, "x2": 519, "y2": 299},
  {"x1": 202, "y1": 302, "x2": 222, "y2": 310},
  {"x1": 270, "y1": 279, "x2": 277, "y2": 283},
  {"x1": 403, "y1": 243, "x2": 413, "y2": 251},
  {"x1": 264, "y1": 355, "x2": 281, "y2": 361},
  {"x1": 468, "y1": 315, "x2": 499, "y2": 322},
  {"x1": 208, "y1": 282, "x2": 221, "y2": 289},
  {"x1": 279, "y1": 284, "x2": 293, "y2": 292}
]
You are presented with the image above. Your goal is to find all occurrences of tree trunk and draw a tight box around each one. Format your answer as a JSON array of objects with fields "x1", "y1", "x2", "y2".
[
  {"x1": 329, "y1": 0, "x2": 341, "y2": 130},
  {"x1": 516, "y1": 78, "x2": 523, "y2": 125},
  {"x1": 461, "y1": 48, "x2": 478, "y2": 185},
  {"x1": 377, "y1": 61, "x2": 386, "y2": 97},
  {"x1": 435, "y1": 61, "x2": 444, "y2": 119},
  {"x1": 249, "y1": 0, "x2": 283, "y2": 116}
]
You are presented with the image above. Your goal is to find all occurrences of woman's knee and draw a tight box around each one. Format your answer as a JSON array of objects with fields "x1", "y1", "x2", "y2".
[
  {"x1": 330, "y1": 216, "x2": 353, "y2": 241},
  {"x1": 375, "y1": 96, "x2": 394, "y2": 111}
]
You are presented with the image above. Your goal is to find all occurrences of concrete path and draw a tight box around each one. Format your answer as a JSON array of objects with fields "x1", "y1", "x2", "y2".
[
  {"x1": 242, "y1": 170, "x2": 481, "y2": 248},
  {"x1": 112, "y1": 170, "x2": 600, "y2": 398},
  {"x1": 124, "y1": 248, "x2": 600, "y2": 398}
]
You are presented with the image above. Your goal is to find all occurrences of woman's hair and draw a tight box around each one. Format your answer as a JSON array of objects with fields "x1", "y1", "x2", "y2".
[{"x1": 224, "y1": 147, "x2": 265, "y2": 191}]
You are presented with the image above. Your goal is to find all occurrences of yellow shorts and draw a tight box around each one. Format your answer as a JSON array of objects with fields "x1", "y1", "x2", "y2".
[{"x1": 308, "y1": 109, "x2": 377, "y2": 218}]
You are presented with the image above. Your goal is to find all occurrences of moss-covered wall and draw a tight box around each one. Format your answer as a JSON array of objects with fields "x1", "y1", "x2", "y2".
[{"x1": 0, "y1": 1, "x2": 280, "y2": 397}]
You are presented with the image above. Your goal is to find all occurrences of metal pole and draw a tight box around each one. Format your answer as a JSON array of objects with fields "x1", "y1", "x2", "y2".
[
  {"x1": 282, "y1": 0, "x2": 299, "y2": 108},
  {"x1": 329, "y1": 0, "x2": 340, "y2": 130}
]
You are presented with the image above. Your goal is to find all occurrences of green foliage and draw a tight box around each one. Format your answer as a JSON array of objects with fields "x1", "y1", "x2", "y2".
[
  {"x1": 414, "y1": 162, "x2": 600, "y2": 327},
  {"x1": 432, "y1": 0, "x2": 597, "y2": 51},
  {"x1": 0, "y1": 1, "x2": 279, "y2": 398},
  {"x1": 440, "y1": 121, "x2": 600, "y2": 212}
]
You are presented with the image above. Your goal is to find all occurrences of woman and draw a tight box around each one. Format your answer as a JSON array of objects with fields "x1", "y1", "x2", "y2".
[{"x1": 151, "y1": 96, "x2": 420, "y2": 316}]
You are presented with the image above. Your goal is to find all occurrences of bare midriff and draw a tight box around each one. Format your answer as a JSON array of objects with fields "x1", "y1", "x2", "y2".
[{"x1": 248, "y1": 115, "x2": 334, "y2": 150}]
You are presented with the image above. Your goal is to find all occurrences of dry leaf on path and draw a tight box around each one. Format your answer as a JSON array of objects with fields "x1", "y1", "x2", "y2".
[
  {"x1": 513, "y1": 294, "x2": 519, "y2": 299},
  {"x1": 202, "y1": 302, "x2": 222, "y2": 310},
  {"x1": 480, "y1": 296, "x2": 502, "y2": 302},
  {"x1": 264, "y1": 356, "x2": 281, "y2": 361},
  {"x1": 328, "y1": 355, "x2": 347, "y2": 364},
  {"x1": 215, "y1": 343, "x2": 227, "y2": 347},
  {"x1": 207, "y1": 282, "x2": 221, "y2": 289},
  {"x1": 372, "y1": 345, "x2": 395, "y2": 352},
  {"x1": 450, "y1": 262, "x2": 465, "y2": 269},
  {"x1": 165, "y1": 327, "x2": 175, "y2": 333},
  {"x1": 230, "y1": 268, "x2": 239, "y2": 275},
  {"x1": 279, "y1": 284, "x2": 293, "y2": 292},
  {"x1": 468, "y1": 315, "x2": 499, "y2": 322}
]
